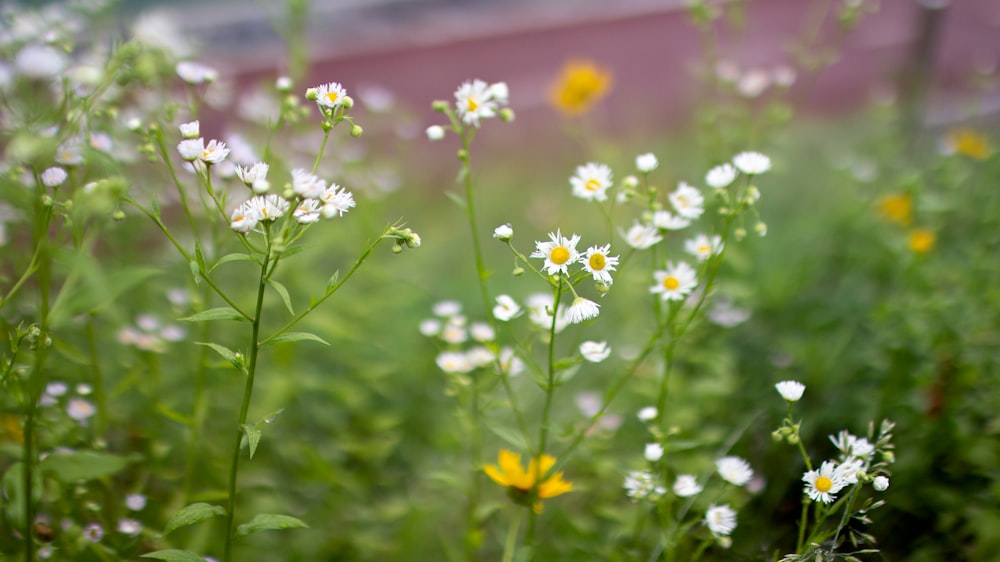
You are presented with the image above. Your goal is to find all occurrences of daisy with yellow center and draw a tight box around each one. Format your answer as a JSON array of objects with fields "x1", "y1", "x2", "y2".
[
  {"x1": 570, "y1": 162, "x2": 614, "y2": 202},
  {"x1": 650, "y1": 261, "x2": 697, "y2": 301},
  {"x1": 314, "y1": 82, "x2": 347, "y2": 109},
  {"x1": 802, "y1": 460, "x2": 849, "y2": 504},
  {"x1": 484, "y1": 449, "x2": 573, "y2": 513},
  {"x1": 908, "y1": 228, "x2": 935, "y2": 254},
  {"x1": 946, "y1": 128, "x2": 992, "y2": 160},
  {"x1": 200, "y1": 139, "x2": 230, "y2": 165},
  {"x1": 580, "y1": 243, "x2": 619, "y2": 285},
  {"x1": 549, "y1": 59, "x2": 612, "y2": 115},
  {"x1": 531, "y1": 230, "x2": 581, "y2": 276},
  {"x1": 454, "y1": 79, "x2": 498, "y2": 127},
  {"x1": 684, "y1": 233, "x2": 723, "y2": 262},
  {"x1": 877, "y1": 193, "x2": 912, "y2": 225}
]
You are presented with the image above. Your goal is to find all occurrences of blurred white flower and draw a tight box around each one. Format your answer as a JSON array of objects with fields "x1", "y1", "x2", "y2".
[
  {"x1": 705, "y1": 163, "x2": 738, "y2": 188},
  {"x1": 40, "y1": 167, "x2": 67, "y2": 187},
  {"x1": 775, "y1": 380, "x2": 805, "y2": 402},
  {"x1": 493, "y1": 223, "x2": 513, "y2": 241},
  {"x1": 493, "y1": 295, "x2": 521, "y2": 322},
  {"x1": 705, "y1": 504, "x2": 737, "y2": 537},
  {"x1": 636, "y1": 153, "x2": 658, "y2": 173},
  {"x1": 673, "y1": 474, "x2": 703, "y2": 497},
  {"x1": 454, "y1": 79, "x2": 497, "y2": 127},
  {"x1": 716, "y1": 456, "x2": 754, "y2": 486},
  {"x1": 651, "y1": 261, "x2": 697, "y2": 301},
  {"x1": 733, "y1": 151, "x2": 772, "y2": 175},
  {"x1": 644, "y1": 443, "x2": 663, "y2": 462},
  {"x1": 625, "y1": 222, "x2": 662, "y2": 249},
  {"x1": 176, "y1": 61, "x2": 218, "y2": 84},
  {"x1": 570, "y1": 162, "x2": 613, "y2": 202},
  {"x1": 14, "y1": 44, "x2": 67, "y2": 80},
  {"x1": 579, "y1": 341, "x2": 611, "y2": 363},
  {"x1": 566, "y1": 296, "x2": 600, "y2": 324},
  {"x1": 668, "y1": 182, "x2": 705, "y2": 220},
  {"x1": 425, "y1": 125, "x2": 445, "y2": 141}
]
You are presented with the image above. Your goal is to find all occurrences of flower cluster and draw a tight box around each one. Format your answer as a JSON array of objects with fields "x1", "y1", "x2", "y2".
[
  {"x1": 420, "y1": 300, "x2": 523, "y2": 376},
  {"x1": 428, "y1": 79, "x2": 512, "y2": 137}
]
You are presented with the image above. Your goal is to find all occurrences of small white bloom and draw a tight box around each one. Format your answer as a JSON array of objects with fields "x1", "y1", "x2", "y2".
[
  {"x1": 125, "y1": 493, "x2": 147, "y2": 511},
  {"x1": 418, "y1": 319, "x2": 441, "y2": 337},
  {"x1": 570, "y1": 162, "x2": 614, "y2": 202},
  {"x1": 669, "y1": 182, "x2": 705, "y2": 220},
  {"x1": 651, "y1": 261, "x2": 697, "y2": 301},
  {"x1": 708, "y1": 298, "x2": 752, "y2": 327},
  {"x1": 497, "y1": 347, "x2": 524, "y2": 376},
  {"x1": 493, "y1": 223, "x2": 513, "y2": 241},
  {"x1": 715, "y1": 456, "x2": 754, "y2": 486},
  {"x1": 733, "y1": 151, "x2": 772, "y2": 175},
  {"x1": 200, "y1": 139, "x2": 230, "y2": 164},
  {"x1": 566, "y1": 296, "x2": 600, "y2": 324},
  {"x1": 775, "y1": 380, "x2": 805, "y2": 402},
  {"x1": 76, "y1": 384, "x2": 93, "y2": 396},
  {"x1": 291, "y1": 169, "x2": 326, "y2": 199},
  {"x1": 803, "y1": 460, "x2": 849, "y2": 503},
  {"x1": 580, "y1": 244, "x2": 618, "y2": 285},
  {"x1": 684, "y1": 233, "x2": 723, "y2": 262},
  {"x1": 873, "y1": 476, "x2": 889, "y2": 491},
  {"x1": 67, "y1": 398, "x2": 95, "y2": 422},
  {"x1": 625, "y1": 222, "x2": 663, "y2": 249},
  {"x1": 836, "y1": 457, "x2": 865, "y2": 485},
  {"x1": 644, "y1": 443, "x2": 664, "y2": 462},
  {"x1": 493, "y1": 294, "x2": 521, "y2": 322},
  {"x1": 530, "y1": 230, "x2": 581, "y2": 276},
  {"x1": 276, "y1": 76, "x2": 293, "y2": 91},
  {"x1": 737, "y1": 68, "x2": 770, "y2": 98},
  {"x1": 314, "y1": 82, "x2": 347, "y2": 109},
  {"x1": 829, "y1": 430, "x2": 875, "y2": 460},
  {"x1": 705, "y1": 163, "x2": 738, "y2": 188},
  {"x1": 637, "y1": 406, "x2": 658, "y2": 422},
  {"x1": 673, "y1": 474, "x2": 703, "y2": 497},
  {"x1": 117, "y1": 518, "x2": 142, "y2": 536},
  {"x1": 488, "y1": 81, "x2": 510, "y2": 105},
  {"x1": 425, "y1": 125, "x2": 445, "y2": 141},
  {"x1": 651, "y1": 210, "x2": 690, "y2": 231},
  {"x1": 772, "y1": 65, "x2": 797, "y2": 87},
  {"x1": 470, "y1": 322, "x2": 495, "y2": 342},
  {"x1": 454, "y1": 79, "x2": 497, "y2": 127},
  {"x1": 705, "y1": 504, "x2": 737, "y2": 537},
  {"x1": 636, "y1": 153, "x2": 658, "y2": 173},
  {"x1": 319, "y1": 184, "x2": 356, "y2": 218},
  {"x1": 230, "y1": 201, "x2": 259, "y2": 233},
  {"x1": 433, "y1": 300, "x2": 462, "y2": 317},
  {"x1": 176, "y1": 61, "x2": 218, "y2": 84},
  {"x1": 235, "y1": 162, "x2": 269, "y2": 188},
  {"x1": 440, "y1": 317, "x2": 468, "y2": 344},
  {"x1": 467, "y1": 346, "x2": 495, "y2": 368},
  {"x1": 14, "y1": 45, "x2": 67, "y2": 80},
  {"x1": 579, "y1": 341, "x2": 611, "y2": 363},
  {"x1": 40, "y1": 167, "x2": 67, "y2": 188},
  {"x1": 179, "y1": 121, "x2": 200, "y2": 139},
  {"x1": 46, "y1": 382, "x2": 68, "y2": 397},
  {"x1": 526, "y1": 293, "x2": 570, "y2": 333},
  {"x1": 436, "y1": 351, "x2": 474, "y2": 374},
  {"x1": 624, "y1": 470, "x2": 666, "y2": 501},
  {"x1": 83, "y1": 522, "x2": 104, "y2": 543},
  {"x1": 256, "y1": 194, "x2": 289, "y2": 221},
  {"x1": 177, "y1": 138, "x2": 204, "y2": 161},
  {"x1": 293, "y1": 199, "x2": 322, "y2": 224}
]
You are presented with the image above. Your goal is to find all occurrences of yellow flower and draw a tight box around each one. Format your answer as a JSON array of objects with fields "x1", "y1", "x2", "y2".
[
  {"x1": 550, "y1": 60, "x2": 612, "y2": 115},
  {"x1": 947, "y1": 128, "x2": 992, "y2": 160},
  {"x1": 484, "y1": 449, "x2": 573, "y2": 513},
  {"x1": 877, "y1": 193, "x2": 912, "y2": 225},
  {"x1": 908, "y1": 228, "x2": 935, "y2": 254}
]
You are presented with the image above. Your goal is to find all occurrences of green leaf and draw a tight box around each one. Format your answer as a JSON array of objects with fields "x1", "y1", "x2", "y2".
[
  {"x1": 141, "y1": 549, "x2": 207, "y2": 561},
  {"x1": 555, "y1": 364, "x2": 581, "y2": 386},
  {"x1": 211, "y1": 253, "x2": 257, "y2": 272},
  {"x1": 264, "y1": 332, "x2": 330, "y2": 346},
  {"x1": 267, "y1": 279, "x2": 294, "y2": 315},
  {"x1": 3, "y1": 463, "x2": 42, "y2": 529},
  {"x1": 325, "y1": 271, "x2": 340, "y2": 294},
  {"x1": 194, "y1": 342, "x2": 241, "y2": 367},
  {"x1": 444, "y1": 190, "x2": 467, "y2": 210},
  {"x1": 156, "y1": 403, "x2": 194, "y2": 426},
  {"x1": 188, "y1": 260, "x2": 200, "y2": 284},
  {"x1": 241, "y1": 424, "x2": 262, "y2": 459},
  {"x1": 164, "y1": 503, "x2": 226, "y2": 535},
  {"x1": 237, "y1": 513, "x2": 308, "y2": 537},
  {"x1": 39, "y1": 451, "x2": 135, "y2": 483},
  {"x1": 484, "y1": 421, "x2": 530, "y2": 452},
  {"x1": 180, "y1": 307, "x2": 248, "y2": 323}
]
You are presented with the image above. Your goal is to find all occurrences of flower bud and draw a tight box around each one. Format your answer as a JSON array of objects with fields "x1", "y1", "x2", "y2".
[
  {"x1": 392, "y1": 243, "x2": 403, "y2": 254},
  {"x1": 350, "y1": 124, "x2": 363, "y2": 137},
  {"x1": 276, "y1": 76, "x2": 292, "y2": 92},
  {"x1": 341, "y1": 96, "x2": 354, "y2": 109},
  {"x1": 432, "y1": 100, "x2": 450, "y2": 112},
  {"x1": 512, "y1": 267, "x2": 524, "y2": 277},
  {"x1": 112, "y1": 209, "x2": 126, "y2": 221},
  {"x1": 500, "y1": 108, "x2": 515, "y2": 122},
  {"x1": 734, "y1": 227, "x2": 747, "y2": 241},
  {"x1": 754, "y1": 221, "x2": 768, "y2": 237},
  {"x1": 305, "y1": 87, "x2": 318, "y2": 101},
  {"x1": 426, "y1": 125, "x2": 445, "y2": 141}
]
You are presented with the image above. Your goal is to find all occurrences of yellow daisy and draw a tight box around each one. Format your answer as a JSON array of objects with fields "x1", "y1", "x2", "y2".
[
  {"x1": 549, "y1": 60, "x2": 612, "y2": 115},
  {"x1": 484, "y1": 450, "x2": 573, "y2": 513}
]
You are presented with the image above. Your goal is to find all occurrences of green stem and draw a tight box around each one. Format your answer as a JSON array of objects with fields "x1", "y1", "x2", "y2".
[
  {"x1": 312, "y1": 128, "x2": 331, "y2": 174},
  {"x1": 0, "y1": 242, "x2": 42, "y2": 312},
  {"x1": 500, "y1": 509, "x2": 523, "y2": 562},
  {"x1": 796, "y1": 499, "x2": 810, "y2": 553},
  {"x1": 84, "y1": 314, "x2": 108, "y2": 435},
  {"x1": 223, "y1": 254, "x2": 271, "y2": 562}
]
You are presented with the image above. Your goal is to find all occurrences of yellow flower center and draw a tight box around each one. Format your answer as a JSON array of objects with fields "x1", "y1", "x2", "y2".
[
  {"x1": 202, "y1": 149, "x2": 211, "y2": 159},
  {"x1": 588, "y1": 253, "x2": 606, "y2": 270},
  {"x1": 584, "y1": 178, "x2": 601, "y2": 192},
  {"x1": 663, "y1": 276, "x2": 680, "y2": 290},
  {"x1": 326, "y1": 91, "x2": 339, "y2": 104},
  {"x1": 698, "y1": 244, "x2": 711, "y2": 254},
  {"x1": 467, "y1": 97, "x2": 479, "y2": 112},
  {"x1": 815, "y1": 476, "x2": 833, "y2": 493},
  {"x1": 550, "y1": 246, "x2": 570, "y2": 265},
  {"x1": 675, "y1": 195, "x2": 688, "y2": 207}
]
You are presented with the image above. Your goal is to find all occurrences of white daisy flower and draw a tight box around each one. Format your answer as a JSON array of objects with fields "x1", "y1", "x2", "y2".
[
  {"x1": 775, "y1": 380, "x2": 805, "y2": 402},
  {"x1": 652, "y1": 210, "x2": 690, "y2": 231},
  {"x1": 636, "y1": 152, "x2": 658, "y2": 173},
  {"x1": 733, "y1": 151, "x2": 772, "y2": 175},
  {"x1": 580, "y1": 244, "x2": 618, "y2": 285},
  {"x1": 200, "y1": 139, "x2": 230, "y2": 164},
  {"x1": 644, "y1": 443, "x2": 664, "y2": 462},
  {"x1": 803, "y1": 460, "x2": 849, "y2": 503},
  {"x1": 488, "y1": 81, "x2": 510, "y2": 105},
  {"x1": 651, "y1": 261, "x2": 697, "y2": 301},
  {"x1": 467, "y1": 346, "x2": 496, "y2": 368},
  {"x1": 624, "y1": 470, "x2": 666, "y2": 501},
  {"x1": 873, "y1": 476, "x2": 889, "y2": 491},
  {"x1": 235, "y1": 162, "x2": 269, "y2": 188},
  {"x1": 46, "y1": 382, "x2": 68, "y2": 397},
  {"x1": 497, "y1": 347, "x2": 524, "y2": 376},
  {"x1": 829, "y1": 430, "x2": 875, "y2": 460},
  {"x1": 715, "y1": 456, "x2": 754, "y2": 486},
  {"x1": 566, "y1": 296, "x2": 600, "y2": 324},
  {"x1": 625, "y1": 222, "x2": 663, "y2": 249},
  {"x1": 637, "y1": 406, "x2": 657, "y2": 422},
  {"x1": 493, "y1": 294, "x2": 521, "y2": 322},
  {"x1": 14, "y1": 44, "x2": 67, "y2": 80},
  {"x1": 470, "y1": 322, "x2": 495, "y2": 342},
  {"x1": 425, "y1": 125, "x2": 445, "y2": 141},
  {"x1": 256, "y1": 194, "x2": 290, "y2": 221},
  {"x1": 454, "y1": 79, "x2": 497, "y2": 127},
  {"x1": 125, "y1": 494, "x2": 146, "y2": 511},
  {"x1": 117, "y1": 518, "x2": 142, "y2": 537},
  {"x1": 67, "y1": 398, "x2": 95, "y2": 422},
  {"x1": 684, "y1": 233, "x2": 723, "y2": 262},
  {"x1": 570, "y1": 162, "x2": 613, "y2": 202},
  {"x1": 319, "y1": 184, "x2": 356, "y2": 217},
  {"x1": 668, "y1": 182, "x2": 705, "y2": 220},
  {"x1": 230, "y1": 201, "x2": 260, "y2": 233},
  {"x1": 493, "y1": 223, "x2": 513, "y2": 241},
  {"x1": 83, "y1": 522, "x2": 104, "y2": 543},
  {"x1": 526, "y1": 293, "x2": 570, "y2": 333},
  {"x1": 530, "y1": 230, "x2": 581, "y2": 276},
  {"x1": 291, "y1": 169, "x2": 326, "y2": 199},
  {"x1": 705, "y1": 504, "x2": 737, "y2": 537},
  {"x1": 436, "y1": 351, "x2": 474, "y2": 374},
  {"x1": 705, "y1": 163, "x2": 738, "y2": 188},
  {"x1": 293, "y1": 199, "x2": 322, "y2": 224},
  {"x1": 314, "y1": 82, "x2": 347, "y2": 109},
  {"x1": 56, "y1": 140, "x2": 84, "y2": 166},
  {"x1": 440, "y1": 317, "x2": 468, "y2": 344},
  {"x1": 40, "y1": 167, "x2": 67, "y2": 187},
  {"x1": 418, "y1": 319, "x2": 441, "y2": 337},
  {"x1": 177, "y1": 138, "x2": 204, "y2": 161},
  {"x1": 433, "y1": 300, "x2": 462, "y2": 317},
  {"x1": 176, "y1": 61, "x2": 217, "y2": 84},
  {"x1": 579, "y1": 341, "x2": 611, "y2": 363},
  {"x1": 179, "y1": 121, "x2": 200, "y2": 139},
  {"x1": 673, "y1": 474, "x2": 703, "y2": 497}
]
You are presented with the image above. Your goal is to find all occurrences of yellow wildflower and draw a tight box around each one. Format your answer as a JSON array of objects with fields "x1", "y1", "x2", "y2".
[
  {"x1": 908, "y1": 228, "x2": 935, "y2": 254},
  {"x1": 947, "y1": 128, "x2": 992, "y2": 160},
  {"x1": 877, "y1": 193, "x2": 912, "y2": 225},
  {"x1": 550, "y1": 60, "x2": 612, "y2": 115},
  {"x1": 484, "y1": 449, "x2": 573, "y2": 513}
]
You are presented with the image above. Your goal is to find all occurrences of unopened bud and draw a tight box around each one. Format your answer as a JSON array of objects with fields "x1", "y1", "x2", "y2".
[
  {"x1": 623, "y1": 175, "x2": 639, "y2": 189},
  {"x1": 500, "y1": 108, "x2": 515, "y2": 122},
  {"x1": 350, "y1": 124, "x2": 363, "y2": 137},
  {"x1": 392, "y1": 243, "x2": 403, "y2": 254},
  {"x1": 321, "y1": 121, "x2": 333, "y2": 133},
  {"x1": 112, "y1": 209, "x2": 126, "y2": 221},
  {"x1": 754, "y1": 222, "x2": 768, "y2": 237},
  {"x1": 305, "y1": 87, "x2": 318, "y2": 101},
  {"x1": 512, "y1": 267, "x2": 524, "y2": 277},
  {"x1": 734, "y1": 227, "x2": 747, "y2": 241},
  {"x1": 341, "y1": 96, "x2": 354, "y2": 109},
  {"x1": 432, "y1": 100, "x2": 450, "y2": 112}
]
